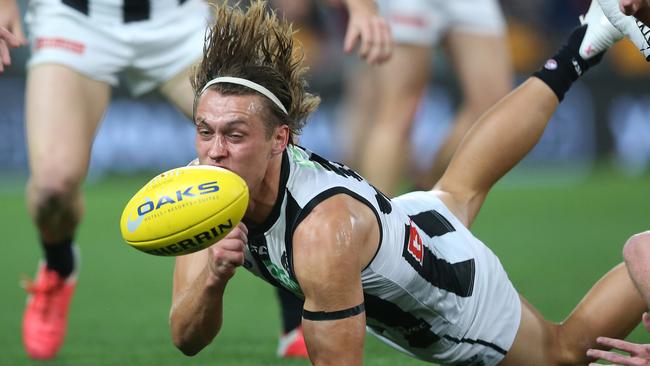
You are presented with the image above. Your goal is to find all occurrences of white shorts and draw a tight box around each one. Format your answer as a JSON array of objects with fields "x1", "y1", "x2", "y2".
[
  {"x1": 377, "y1": 0, "x2": 506, "y2": 46},
  {"x1": 25, "y1": 0, "x2": 209, "y2": 95},
  {"x1": 365, "y1": 191, "x2": 521, "y2": 365}
]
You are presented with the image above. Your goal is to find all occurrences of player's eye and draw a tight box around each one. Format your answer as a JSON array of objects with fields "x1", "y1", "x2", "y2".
[
  {"x1": 197, "y1": 127, "x2": 213, "y2": 138},
  {"x1": 227, "y1": 131, "x2": 245, "y2": 141}
]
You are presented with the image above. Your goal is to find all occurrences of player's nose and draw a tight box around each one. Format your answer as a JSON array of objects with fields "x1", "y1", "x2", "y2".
[{"x1": 207, "y1": 135, "x2": 229, "y2": 160}]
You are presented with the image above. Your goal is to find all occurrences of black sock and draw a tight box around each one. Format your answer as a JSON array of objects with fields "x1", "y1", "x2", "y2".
[
  {"x1": 532, "y1": 25, "x2": 604, "y2": 101},
  {"x1": 43, "y1": 238, "x2": 75, "y2": 278},
  {"x1": 276, "y1": 287, "x2": 304, "y2": 333}
]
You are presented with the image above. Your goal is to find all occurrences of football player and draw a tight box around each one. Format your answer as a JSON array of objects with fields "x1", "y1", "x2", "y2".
[{"x1": 170, "y1": 1, "x2": 646, "y2": 365}]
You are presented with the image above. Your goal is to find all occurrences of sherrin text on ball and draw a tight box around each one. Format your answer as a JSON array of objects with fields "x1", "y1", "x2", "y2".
[{"x1": 120, "y1": 165, "x2": 249, "y2": 256}]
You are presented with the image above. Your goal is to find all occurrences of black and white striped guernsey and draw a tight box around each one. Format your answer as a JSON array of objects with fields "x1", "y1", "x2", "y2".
[{"x1": 242, "y1": 145, "x2": 521, "y2": 366}]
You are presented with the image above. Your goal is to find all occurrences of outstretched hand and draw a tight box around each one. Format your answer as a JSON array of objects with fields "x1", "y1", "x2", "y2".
[
  {"x1": 587, "y1": 312, "x2": 650, "y2": 365},
  {"x1": 342, "y1": 0, "x2": 392, "y2": 65},
  {"x1": 0, "y1": 26, "x2": 24, "y2": 73},
  {"x1": 0, "y1": 0, "x2": 28, "y2": 73}
]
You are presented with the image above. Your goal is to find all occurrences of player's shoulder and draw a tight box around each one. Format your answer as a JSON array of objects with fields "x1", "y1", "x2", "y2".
[{"x1": 296, "y1": 194, "x2": 377, "y2": 238}]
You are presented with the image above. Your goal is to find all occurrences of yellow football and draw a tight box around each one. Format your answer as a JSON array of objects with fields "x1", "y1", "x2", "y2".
[{"x1": 120, "y1": 165, "x2": 249, "y2": 256}]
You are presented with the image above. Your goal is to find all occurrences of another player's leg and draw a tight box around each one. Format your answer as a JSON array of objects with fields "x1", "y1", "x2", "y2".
[
  {"x1": 275, "y1": 287, "x2": 308, "y2": 358},
  {"x1": 359, "y1": 44, "x2": 431, "y2": 196},
  {"x1": 159, "y1": 63, "x2": 197, "y2": 120},
  {"x1": 421, "y1": 31, "x2": 513, "y2": 188},
  {"x1": 622, "y1": 231, "x2": 650, "y2": 304},
  {"x1": 23, "y1": 64, "x2": 110, "y2": 360},
  {"x1": 337, "y1": 61, "x2": 379, "y2": 171},
  {"x1": 501, "y1": 263, "x2": 645, "y2": 365}
]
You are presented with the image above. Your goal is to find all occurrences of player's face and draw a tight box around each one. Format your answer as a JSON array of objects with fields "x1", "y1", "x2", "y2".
[{"x1": 194, "y1": 90, "x2": 287, "y2": 194}]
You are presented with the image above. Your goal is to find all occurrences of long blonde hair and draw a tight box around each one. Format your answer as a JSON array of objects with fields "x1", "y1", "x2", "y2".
[{"x1": 192, "y1": 1, "x2": 321, "y2": 141}]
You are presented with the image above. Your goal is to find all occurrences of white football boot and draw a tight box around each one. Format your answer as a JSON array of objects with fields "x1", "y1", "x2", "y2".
[
  {"x1": 579, "y1": 0, "x2": 625, "y2": 59},
  {"x1": 599, "y1": 0, "x2": 650, "y2": 60}
]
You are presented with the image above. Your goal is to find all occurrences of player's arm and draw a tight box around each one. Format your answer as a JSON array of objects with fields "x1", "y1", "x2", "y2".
[
  {"x1": 292, "y1": 195, "x2": 377, "y2": 365},
  {"x1": 169, "y1": 223, "x2": 248, "y2": 356}
]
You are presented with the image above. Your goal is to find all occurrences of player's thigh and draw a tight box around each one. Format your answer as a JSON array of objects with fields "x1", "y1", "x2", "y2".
[
  {"x1": 26, "y1": 64, "x2": 111, "y2": 186},
  {"x1": 444, "y1": 32, "x2": 513, "y2": 107},
  {"x1": 500, "y1": 295, "x2": 558, "y2": 366},
  {"x1": 159, "y1": 62, "x2": 199, "y2": 120},
  {"x1": 377, "y1": 44, "x2": 431, "y2": 99}
]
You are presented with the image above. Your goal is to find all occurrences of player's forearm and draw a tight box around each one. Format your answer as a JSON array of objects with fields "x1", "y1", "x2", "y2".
[
  {"x1": 170, "y1": 268, "x2": 227, "y2": 356},
  {"x1": 439, "y1": 78, "x2": 557, "y2": 211}
]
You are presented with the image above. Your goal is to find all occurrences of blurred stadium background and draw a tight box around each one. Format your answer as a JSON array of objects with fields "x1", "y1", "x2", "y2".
[{"x1": 1, "y1": 0, "x2": 649, "y2": 365}]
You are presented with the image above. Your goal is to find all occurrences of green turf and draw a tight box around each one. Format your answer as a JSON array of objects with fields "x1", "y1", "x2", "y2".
[{"x1": 1, "y1": 165, "x2": 649, "y2": 365}]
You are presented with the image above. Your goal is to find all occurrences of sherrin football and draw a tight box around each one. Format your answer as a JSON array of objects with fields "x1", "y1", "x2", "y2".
[{"x1": 120, "y1": 165, "x2": 249, "y2": 256}]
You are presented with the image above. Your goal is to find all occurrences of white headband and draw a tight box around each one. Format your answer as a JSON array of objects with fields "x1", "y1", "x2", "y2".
[{"x1": 200, "y1": 76, "x2": 288, "y2": 115}]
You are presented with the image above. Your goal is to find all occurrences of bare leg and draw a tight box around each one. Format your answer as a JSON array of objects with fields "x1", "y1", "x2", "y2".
[
  {"x1": 159, "y1": 62, "x2": 198, "y2": 120},
  {"x1": 338, "y1": 61, "x2": 379, "y2": 171},
  {"x1": 359, "y1": 44, "x2": 431, "y2": 196},
  {"x1": 23, "y1": 63, "x2": 110, "y2": 360},
  {"x1": 623, "y1": 231, "x2": 650, "y2": 305},
  {"x1": 501, "y1": 263, "x2": 645, "y2": 365},
  {"x1": 26, "y1": 64, "x2": 111, "y2": 244},
  {"x1": 422, "y1": 31, "x2": 513, "y2": 188}
]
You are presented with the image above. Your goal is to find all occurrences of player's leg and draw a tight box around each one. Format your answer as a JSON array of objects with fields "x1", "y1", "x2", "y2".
[
  {"x1": 133, "y1": 0, "x2": 208, "y2": 118},
  {"x1": 359, "y1": 44, "x2": 431, "y2": 196},
  {"x1": 337, "y1": 61, "x2": 379, "y2": 171},
  {"x1": 159, "y1": 63, "x2": 197, "y2": 120},
  {"x1": 501, "y1": 263, "x2": 645, "y2": 365},
  {"x1": 23, "y1": 64, "x2": 111, "y2": 360},
  {"x1": 622, "y1": 231, "x2": 650, "y2": 304},
  {"x1": 25, "y1": 65, "x2": 110, "y2": 244},
  {"x1": 421, "y1": 31, "x2": 513, "y2": 187}
]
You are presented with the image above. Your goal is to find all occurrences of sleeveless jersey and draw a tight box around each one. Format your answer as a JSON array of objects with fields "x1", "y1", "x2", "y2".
[{"x1": 242, "y1": 145, "x2": 521, "y2": 366}]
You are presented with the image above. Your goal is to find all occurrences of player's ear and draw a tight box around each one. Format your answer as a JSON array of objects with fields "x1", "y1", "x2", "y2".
[{"x1": 271, "y1": 124, "x2": 289, "y2": 156}]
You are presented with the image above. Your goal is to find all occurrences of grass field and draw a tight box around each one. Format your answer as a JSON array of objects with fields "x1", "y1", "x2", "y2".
[{"x1": 1, "y1": 165, "x2": 649, "y2": 366}]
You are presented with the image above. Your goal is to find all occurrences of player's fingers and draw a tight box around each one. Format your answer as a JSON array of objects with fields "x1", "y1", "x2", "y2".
[
  {"x1": 212, "y1": 246, "x2": 244, "y2": 267},
  {"x1": 224, "y1": 224, "x2": 247, "y2": 243},
  {"x1": 237, "y1": 221, "x2": 248, "y2": 236},
  {"x1": 0, "y1": 27, "x2": 21, "y2": 48},
  {"x1": 365, "y1": 20, "x2": 385, "y2": 64},
  {"x1": 0, "y1": 42, "x2": 9, "y2": 71},
  {"x1": 597, "y1": 336, "x2": 644, "y2": 354},
  {"x1": 375, "y1": 19, "x2": 393, "y2": 63},
  {"x1": 357, "y1": 22, "x2": 374, "y2": 59},
  {"x1": 11, "y1": 20, "x2": 27, "y2": 45},
  {"x1": 343, "y1": 24, "x2": 359, "y2": 54},
  {"x1": 218, "y1": 237, "x2": 246, "y2": 251},
  {"x1": 587, "y1": 348, "x2": 634, "y2": 365}
]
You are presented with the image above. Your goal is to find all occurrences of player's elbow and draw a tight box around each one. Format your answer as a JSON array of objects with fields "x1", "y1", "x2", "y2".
[
  {"x1": 170, "y1": 321, "x2": 211, "y2": 356},
  {"x1": 172, "y1": 334, "x2": 204, "y2": 357},
  {"x1": 623, "y1": 231, "x2": 650, "y2": 265}
]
